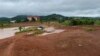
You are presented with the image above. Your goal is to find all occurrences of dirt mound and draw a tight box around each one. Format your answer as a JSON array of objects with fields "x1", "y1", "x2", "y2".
[{"x1": 0, "y1": 28, "x2": 100, "y2": 56}]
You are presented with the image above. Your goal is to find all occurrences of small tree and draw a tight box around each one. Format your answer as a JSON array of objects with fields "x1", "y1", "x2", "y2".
[{"x1": 19, "y1": 26, "x2": 22, "y2": 32}]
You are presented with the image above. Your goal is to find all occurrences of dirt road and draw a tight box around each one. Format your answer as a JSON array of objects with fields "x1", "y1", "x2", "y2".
[{"x1": 0, "y1": 26, "x2": 100, "y2": 56}]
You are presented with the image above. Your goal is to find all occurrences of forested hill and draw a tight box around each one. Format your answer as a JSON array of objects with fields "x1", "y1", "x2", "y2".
[
  {"x1": 11, "y1": 15, "x2": 28, "y2": 23},
  {"x1": 0, "y1": 14, "x2": 100, "y2": 22},
  {"x1": 0, "y1": 17, "x2": 10, "y2": 22}
]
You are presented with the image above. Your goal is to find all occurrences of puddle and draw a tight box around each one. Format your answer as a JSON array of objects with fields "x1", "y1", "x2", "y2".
[{"x1": 0, "y1": 27, "x2": 19, "y2": 39}]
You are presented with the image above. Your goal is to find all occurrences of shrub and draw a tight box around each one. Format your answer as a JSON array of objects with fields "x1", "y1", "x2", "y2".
[
  {"x1": 71, "y1": 19, "x2": 94, "y2": 25},
  {"x1": 18, "y1": 26, "x2": 23, "y2": 32},
  {"x1": 62, "y1": 20, "x2": 72, "y2": 26},
  {"x1": 95, "y1": 20, "x2": 100, "y2": 25}
]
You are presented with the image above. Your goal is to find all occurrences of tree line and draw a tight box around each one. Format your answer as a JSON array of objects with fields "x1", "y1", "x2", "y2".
[{"x1": 0, "y1": 14, "x2": 100, "y2": 28}]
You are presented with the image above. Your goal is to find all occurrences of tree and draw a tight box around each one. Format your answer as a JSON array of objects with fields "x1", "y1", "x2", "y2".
[{"x1": 19, "y1": 26, "x2": 23, "y2": 32}]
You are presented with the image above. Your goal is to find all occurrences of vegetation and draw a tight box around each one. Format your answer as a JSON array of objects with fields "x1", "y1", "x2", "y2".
[
  {"x1": 0, "y1": 14, "x2": 100, "y2": 28},
  {"x1": 1, "y1": 14, "x2": 100, "y2": 35},
  {"x1": 95, "y1": 20, "x2": 100, "y2": 25},
  {"x1": 40, "y1": 14, "x2": 99, "y2": 26},
  {"x1": 18, "y1": 26, "x2": 23, "y2": 32},
  {"x1": 16, "y1": 26, "x2": 44, "y2": 35},
  {"x1": 11, "y1": 15, "x2": 28, "y2": 23},
  {"x1": 0, "y1": 21, "x2": 11, "y2": 28},
  {"x1": 62, "y1": 20, "x2": 72, "y2": 26},
  {"x1": 0, "y1": 17, "x2": 11, "y2": 28}
]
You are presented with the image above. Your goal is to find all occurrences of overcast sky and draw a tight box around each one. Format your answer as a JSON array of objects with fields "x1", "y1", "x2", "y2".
[{"x1": 0, "y1": 0, "x2": 100, "y2": 17}]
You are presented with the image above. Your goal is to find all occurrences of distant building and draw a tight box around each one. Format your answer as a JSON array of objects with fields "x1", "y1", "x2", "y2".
[
  {"x1": 10, "y1": 20, "x2": 16, "y2": 23},
  {"x1": 27, "y1": 16, "x2": 40, "y2": 22}
]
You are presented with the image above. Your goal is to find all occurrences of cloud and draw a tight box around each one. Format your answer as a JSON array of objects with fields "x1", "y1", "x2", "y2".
[{"x1": 0, "y1": 0, "x2": 100, "y2": 17}]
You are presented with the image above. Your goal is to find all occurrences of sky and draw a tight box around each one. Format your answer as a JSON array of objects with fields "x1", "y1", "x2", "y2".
[{"x1": 0, "y1": 0, "x2": 100, "y2": 17}]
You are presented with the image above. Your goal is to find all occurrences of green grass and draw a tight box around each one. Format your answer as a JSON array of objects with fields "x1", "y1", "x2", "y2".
[
  {"x1": 16, "y1": 26, "x2": 44, "y2": 35},
  {"x1": 95, "y1": 20, "x2": 100, "y2": 26}
]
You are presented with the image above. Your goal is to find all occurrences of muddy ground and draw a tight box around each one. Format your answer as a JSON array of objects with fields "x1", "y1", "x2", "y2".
[{"x1": 0, "y1": 26, "x2": 100, "y2": 56}]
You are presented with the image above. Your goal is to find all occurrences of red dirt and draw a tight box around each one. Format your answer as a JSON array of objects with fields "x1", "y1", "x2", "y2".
[{"x1": 0, "y1": 26, "x2": 100, "y2": 56}]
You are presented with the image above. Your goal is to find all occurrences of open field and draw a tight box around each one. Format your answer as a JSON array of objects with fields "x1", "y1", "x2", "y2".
[
  {"x1": 0, "y1": 0, "x2": 100, "y2": 56},
  {"x1": 0, "y1": 26, "x2": 100, "y2": 56}
]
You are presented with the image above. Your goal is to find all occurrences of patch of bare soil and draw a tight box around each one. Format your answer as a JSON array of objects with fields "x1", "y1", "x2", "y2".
[{"x1": 0, "y1": 26, "x2": 100, "y2": 56}]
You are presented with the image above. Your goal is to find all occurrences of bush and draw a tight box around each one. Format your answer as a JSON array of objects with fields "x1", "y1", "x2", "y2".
[
  {"x1": 95, "y1": 20, "x2": 100, "y2": 25},
  {"x1": 62, "y1": 20, "x2": 72, "y2": 26},
  {"x1": 71, "y1": 19, "x2": 79, "y2": 25},
  {"x1": 71, "y1": 19, "x2": 94, "y2": 25},
  {"x1": 80, "y1": 19, "x2": 94, "y2": 25}
]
